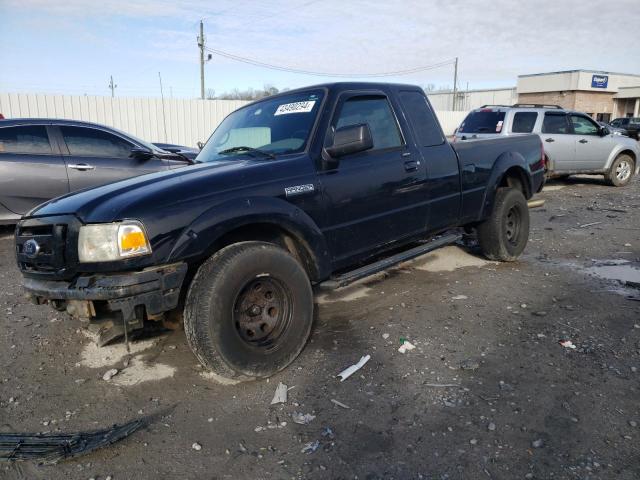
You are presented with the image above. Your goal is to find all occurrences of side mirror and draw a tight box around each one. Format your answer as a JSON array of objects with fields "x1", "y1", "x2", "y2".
[
  {"x1": 599, "y1": 126, "x2": 609, "y2": 137},
  {"x1": 129, "y1": 147, "x2": 154, "y2": 160},
  {"x1": 197, "y1": 141, "x2": 205, "y2": 150},
  {"x1": 325, "y1": 123, "x2": 374, "y2": 158}
]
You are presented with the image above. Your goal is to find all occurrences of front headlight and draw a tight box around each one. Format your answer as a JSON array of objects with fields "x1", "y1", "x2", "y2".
[{"x1": 78, "y1": 221, "x2": 151, "y2": 263}]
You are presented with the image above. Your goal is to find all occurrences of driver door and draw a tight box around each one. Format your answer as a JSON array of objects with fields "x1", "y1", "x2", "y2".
[
  {"x1": 318, "y1": 92, "x2": 429, "y2": 266},
  {"x1": 569, "y1": 114, "x2": 613, "y2": 170},
  {"x1": 55, "y1": 126, "x2": 168, "y2": 191}
]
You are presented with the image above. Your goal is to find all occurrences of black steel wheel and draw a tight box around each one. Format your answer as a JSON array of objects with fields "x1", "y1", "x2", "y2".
[
  {"x1": 477, "y1": 187, "x2": 530, "y2": 261},
  {"x1": 184, "y1": 241, "x2": 314, "y2": 381}
]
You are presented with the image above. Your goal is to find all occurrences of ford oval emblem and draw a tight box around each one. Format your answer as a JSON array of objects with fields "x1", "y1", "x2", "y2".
[{"x1": 23, "y1": 239, "x2": 41, "y2": 258}]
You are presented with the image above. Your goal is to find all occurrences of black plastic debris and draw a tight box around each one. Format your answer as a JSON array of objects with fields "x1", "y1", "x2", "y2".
[{"x1": 1, "y1": 417, "x2": 146, "y2": 464}]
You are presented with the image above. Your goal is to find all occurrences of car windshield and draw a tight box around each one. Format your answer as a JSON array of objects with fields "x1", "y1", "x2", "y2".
[
  {"x1": 108, "y1": 126, "x2": 166, "y2": 154},
  {"x1": 458, "y1": 110, "x2": 506, "y2": 134},
  {"x1": 197, "y1": 90, "x2": 324, "y2": 163}
]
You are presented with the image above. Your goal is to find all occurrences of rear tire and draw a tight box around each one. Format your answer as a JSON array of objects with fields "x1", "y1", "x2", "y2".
[
  {"x1": 477, "y1": 187, "x2": 529, "y2": 261},
  {"x1": 605, "y1": 154, "x2": 635, "y2": 187},
  {"x1": 184, "y1": 241, "x2": 314, "y2": 381}
]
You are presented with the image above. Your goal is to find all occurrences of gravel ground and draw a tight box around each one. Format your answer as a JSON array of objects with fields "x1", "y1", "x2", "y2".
[{"x1": 1, "y1": 176, "x2": 639, "y2": 480}]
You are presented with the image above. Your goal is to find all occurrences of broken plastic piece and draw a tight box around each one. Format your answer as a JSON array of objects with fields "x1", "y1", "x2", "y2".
[
  {"x1": 330, "y1": 399, "x2": 350, "y2": 409},
  {"x1": 337, "y1": 355, "x2": 370, "y2": 382},
  {"x1": 270, "y1": 382, "x2": 288, "y2": 405},
  {"x1": 1, "y1": 418, "x2": 146, "y2": 464},
  {"x1": 559, "y1": 340, "x2": 577, "y2": 349},
  {"x1": 102, "y1": 368, "x2": 119, "y2": 381},
  {"x1": 291, "y1": 412, "x2": 316, "y2": 425},
  {"x1": 398, "y1": 341, "x2": 416, "y2": 353},
  {"x1": 301, "y1": 440, "x2": 320, "y2": 454}
]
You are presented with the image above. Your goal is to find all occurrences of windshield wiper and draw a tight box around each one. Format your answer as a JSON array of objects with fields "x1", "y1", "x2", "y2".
[{"x1": 218, "y1": 146, "x2": 276, "y2": 159}]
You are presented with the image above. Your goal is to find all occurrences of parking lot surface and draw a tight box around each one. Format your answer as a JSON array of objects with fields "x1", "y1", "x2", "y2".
[{"x1": 1, "y1": 177, "x2": 639, "y2": 480}]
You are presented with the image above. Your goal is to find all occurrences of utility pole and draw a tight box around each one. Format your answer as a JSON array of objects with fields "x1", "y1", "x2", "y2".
[
  {"x1": 198, "y1": 20, "x2": 205, "y2": 100},
  {"x1": 108, "y1": 75, "x2": 117, "y2": 98},
  {"x1": 452, "y1": 57, "x2": 458, "y2": 111}
]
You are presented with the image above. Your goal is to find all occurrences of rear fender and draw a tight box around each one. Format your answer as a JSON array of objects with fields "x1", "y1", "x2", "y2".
[
  {"x1": 479, "y1": 152, "x2": 532, "y2": 220},
  {"x1": 167, "y1": 196, "x2": 332, "y2": 281}
]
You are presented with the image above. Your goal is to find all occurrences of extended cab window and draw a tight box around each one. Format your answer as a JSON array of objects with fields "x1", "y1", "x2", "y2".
[
  {"x1": 398, "y1": 91, "x2": 443, "y2": 146},
  {"x1": 570, "y1": 115, "x2": 599, "y2": 135},
  {"x1": 542, "y1": 113, "x2": 571, "y2": 134},
  {"x1": 0, "y1": 126, "x2": 52, "y2": 154},
  {"x1": 511, "y1": 112, "x2": 538, "y2": 133},
  {"x1": 458, "y1": 110, "x2": 506, "y2": 134},
  {"x1": 335, "y1": 96, "x2": 402, "y2": 150},
  {"x1": 60, "y1": 127, "x2": 133, "y2": 157}
]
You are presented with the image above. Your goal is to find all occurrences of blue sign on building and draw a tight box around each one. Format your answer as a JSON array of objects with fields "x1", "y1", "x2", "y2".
[{"x1": 591, "y1": 75, "x2": 609, "y2": 89}]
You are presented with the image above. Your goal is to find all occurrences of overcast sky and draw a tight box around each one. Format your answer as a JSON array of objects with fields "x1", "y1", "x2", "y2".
[{"x1": 1, "y1": 0, "x2": 639, "y2": 98}]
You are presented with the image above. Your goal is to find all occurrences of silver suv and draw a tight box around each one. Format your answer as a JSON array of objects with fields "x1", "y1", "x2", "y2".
[{"x1": 454, "y1": 104, "x2": 640, "y2": 187}]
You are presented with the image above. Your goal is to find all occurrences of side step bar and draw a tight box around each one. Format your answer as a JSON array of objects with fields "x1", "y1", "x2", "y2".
[{"x1": 320, "y1": 233, "x2": 462, "y2": 289}]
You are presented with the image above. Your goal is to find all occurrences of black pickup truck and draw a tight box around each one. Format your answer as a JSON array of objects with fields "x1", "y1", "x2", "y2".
[{"x1": 16, "y1": 82, "x2": 545, "y2": 381}]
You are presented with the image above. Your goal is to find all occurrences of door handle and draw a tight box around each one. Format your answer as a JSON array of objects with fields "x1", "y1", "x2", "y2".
[
  {"x1": 578, "y1": 139, "x2": 588, "y2": 144},
  {"x1": 68, "y1": 164, "x2": 95, "y2": 171},
  {"x1": 404, "y1": 160, "x2": 419, "y2": 172},
  {"x1": 545, "y1": 138, "x2": 555, "y2": 143},
  {"x1": 401, "y1": 152, "x2": 412, "y2": 157}
]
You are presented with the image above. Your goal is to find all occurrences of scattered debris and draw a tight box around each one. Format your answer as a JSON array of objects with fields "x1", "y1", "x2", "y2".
[
  {"x1": 330, "y1": 399, "x2": 350, "y2": 409},
  {"x1": 559, "y1": 340, "x2": 577, "y2": 350},
  {"x1": 469, "y1": 438, "x2": 478, "y2": 445},
  {"x1": 531, "y1": 439, "x2": 544, "y2": 448},
  {"x1": 579, "y1": 221, "x2": 602, "y2": 228},
  {"x1": 291, "y1": 412, "x2": 316, "y2": 425},
  {"x1": 191, "y1": 442, "x2": 202, "y2": 451},
  {"x1": 424, "y1": 383, "x2": 460, "y2": 388},
  {"x1": 322, "y1": 427, "x2": 334, "y2": 438},
  {"x1": 382, "y1": 333, "x2": 390, "y2": 340},
  {"x1": 0, "y1": 415, "x2": 153, "y2": 464},
  {"x1": 301, "y1": 440, "x2": 320, "y2": 454},
  {"x1": 488, "y1": 422, "x2": 496, "y2": 431},
  {"x1": 270, "y1": 382, "x2": 288, "y2": 405},
  {"x1": 460, "y1": 359, "x2": 480, "y2": 371},
  {"x1": 451, "y1": 295, "x2": 468, "y2": 300},
  {"x1": 398, "y1": 340, "x2": 416, "y2": 354},
  {"x1": 102, "y1": 369, "x2": 119, "y2": 381},
  {"x1": 337, "y1": 355, "x2": 370, "y2": 382},
  {"x1": 532, "y1": 311, "x2": 548, "y2": 317}
]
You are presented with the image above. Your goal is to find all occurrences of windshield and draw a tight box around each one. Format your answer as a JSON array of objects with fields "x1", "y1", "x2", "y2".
[
  {"x1": 197, "y1": 90, "x2": 324, "y2": 163},
  {"x1": 458, "y1": 110, "x2": 506, "y2": 134},
  {"x1": 108, "y1": 125, "x2": 167, "y2": 154}
]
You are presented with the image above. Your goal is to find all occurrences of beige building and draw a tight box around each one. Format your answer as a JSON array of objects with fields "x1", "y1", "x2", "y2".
[{"x1": 517, "y1": 70, "x2": 640, "y2": 122}]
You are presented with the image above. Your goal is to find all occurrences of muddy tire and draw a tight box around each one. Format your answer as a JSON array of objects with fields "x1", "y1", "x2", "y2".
[
  {"x1": 605, "y1": 154, "x2": 635, "y2": 187},
  {"x1": 477, "y1": 187, "x2": 529, "y2": 261},
  {"x1": 184, "y1": 241, "x2": 314, "y2": 381}
]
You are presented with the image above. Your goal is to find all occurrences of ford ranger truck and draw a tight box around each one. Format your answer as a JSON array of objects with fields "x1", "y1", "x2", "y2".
[{"x1": 16, "y1": 82, "x2": 545, "y2": 381}]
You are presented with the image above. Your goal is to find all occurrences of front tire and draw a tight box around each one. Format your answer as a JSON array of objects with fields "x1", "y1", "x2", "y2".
[
  {"x1": 605, "y1": 154, "x2": 635, "y2": 187},
  {"x1": 184, "y1": 241, "x2": 314, "y2": 381},
  {"x1": 477, "y1": 187, "x2": 530, "y2": 261}
]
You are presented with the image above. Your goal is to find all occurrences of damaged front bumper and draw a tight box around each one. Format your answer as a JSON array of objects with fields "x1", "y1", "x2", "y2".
[{"x1": 23, "y1": 263, "x2": 188, "y2": 344}]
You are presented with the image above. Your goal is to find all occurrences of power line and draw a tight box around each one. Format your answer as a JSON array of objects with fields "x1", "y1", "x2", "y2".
[{"x1": 204, "y1": 46, "x2": 456, "y2": 78}]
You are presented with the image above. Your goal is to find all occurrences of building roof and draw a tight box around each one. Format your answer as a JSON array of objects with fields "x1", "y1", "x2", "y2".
[{"x1": 519, "y1": 69, "x2": 640, "y2": 79}]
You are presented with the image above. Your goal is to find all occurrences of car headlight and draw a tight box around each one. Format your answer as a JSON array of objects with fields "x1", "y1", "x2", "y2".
[{"x1": 78, "y1": 221, "x2": 151, "y2": 263}]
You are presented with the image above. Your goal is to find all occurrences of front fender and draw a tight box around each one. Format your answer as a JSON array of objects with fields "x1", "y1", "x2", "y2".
[
  {"x1": 479, "y1": 151, "x2": 532, "y2": 220},
  {"x1": 167, "y1": 196, "x2": 332, "y2": 281}
]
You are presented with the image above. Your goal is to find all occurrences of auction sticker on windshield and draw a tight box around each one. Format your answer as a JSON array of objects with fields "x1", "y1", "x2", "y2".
[{"x1": 274, "y1": 100, "x2": 316, "y2": 116}]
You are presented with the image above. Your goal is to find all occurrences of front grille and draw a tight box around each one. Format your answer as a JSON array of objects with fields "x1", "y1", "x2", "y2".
[{"x1": 16, "y1": 219, "x2": 69, "y2": 278}]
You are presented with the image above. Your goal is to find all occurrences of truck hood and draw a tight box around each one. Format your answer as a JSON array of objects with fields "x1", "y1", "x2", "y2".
[{"x1": 29, "y1": 159, "x2": 255, "y2": 223}]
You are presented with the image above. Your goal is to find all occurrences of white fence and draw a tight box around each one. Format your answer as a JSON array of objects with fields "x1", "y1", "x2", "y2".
[{"x1": 0, "y1": 93, "x2": 467, "y2": 147}]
